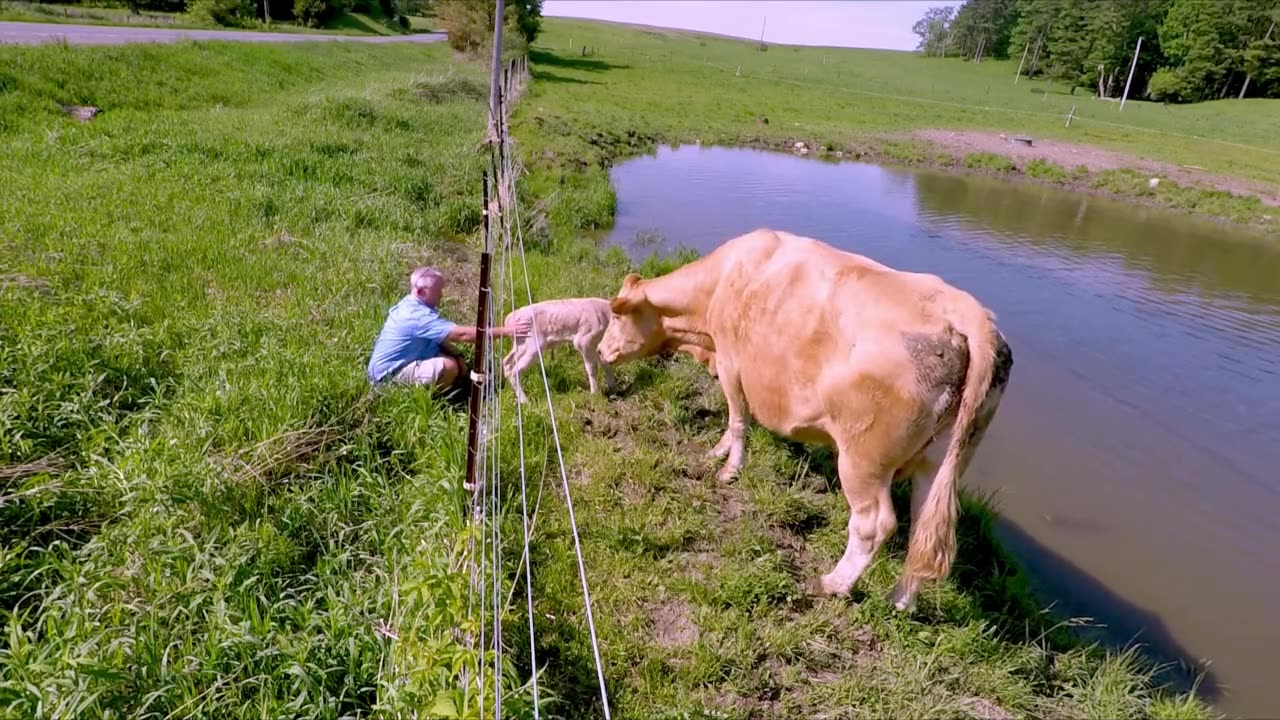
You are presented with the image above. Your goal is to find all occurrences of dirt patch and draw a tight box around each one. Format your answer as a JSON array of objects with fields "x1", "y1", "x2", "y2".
[
  {"x1": 650, "y1": 600, "x2": 699, "y2": 649},
  {"x1": 908, "y1": 129, "x2": 1280, "y2": 207},
  {"x1": 956, "y1": 696, "x2": 1015, "y2": 720},
  {"x1": 721, "y1": 492, "x2": 744, "y2": 521}
]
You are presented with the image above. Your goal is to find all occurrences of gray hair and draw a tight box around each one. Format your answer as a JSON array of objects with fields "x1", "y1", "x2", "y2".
[{"x1": 409, "y1": 266, "x2": 445, "y2": 292}]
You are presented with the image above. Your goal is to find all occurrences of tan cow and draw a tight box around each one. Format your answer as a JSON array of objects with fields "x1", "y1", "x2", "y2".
[{"x1": 597, "y1": 228, "x2": 1013, "y2": 612}]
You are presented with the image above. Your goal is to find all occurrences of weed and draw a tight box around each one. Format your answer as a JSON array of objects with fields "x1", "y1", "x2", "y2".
[{"x1": 965, "y1": 151, "x2": 1016, "y2": 173}]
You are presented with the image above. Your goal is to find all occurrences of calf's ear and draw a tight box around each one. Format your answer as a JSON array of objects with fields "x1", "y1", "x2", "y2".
[{"x1": 621, "y1": 273, "x2": 642, "y2": 290}]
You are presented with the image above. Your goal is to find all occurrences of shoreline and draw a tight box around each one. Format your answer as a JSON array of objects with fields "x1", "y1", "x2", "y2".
[{"x1": 573, "y1": 128, "x2": 1279, "y2": 237}]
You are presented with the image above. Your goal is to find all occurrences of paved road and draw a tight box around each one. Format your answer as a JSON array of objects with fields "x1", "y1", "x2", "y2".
[{"x1": 0, "y1": 20, "x2": 446, "y2": 46}]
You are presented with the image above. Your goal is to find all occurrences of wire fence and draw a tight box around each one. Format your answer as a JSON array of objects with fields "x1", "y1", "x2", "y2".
[{"x1": 460, "y1": 16, "x2": 611, "y2": 717}]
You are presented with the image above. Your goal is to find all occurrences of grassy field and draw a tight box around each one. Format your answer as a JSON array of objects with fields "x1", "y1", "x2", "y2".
[
  {"x1": 515, "y1": 18, "x2": 1279, "y2": 232},
  {"x1": 0, "y1": 18, "x2": 1225, "y2": 720},
  {"x1": 0, "y1": 1, "x2": 439, "y2": 36},
  {"x1": 0, "y1": 40, "x2": 520, "y2": 718}
]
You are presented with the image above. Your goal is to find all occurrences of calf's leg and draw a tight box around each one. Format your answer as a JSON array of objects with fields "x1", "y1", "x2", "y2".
[
  {"x1": 505, "y1": 340, "x2": 538, "y2": 404},
  {"x1": 573, "y1": 334, "x2": 604, "y2": 395}
]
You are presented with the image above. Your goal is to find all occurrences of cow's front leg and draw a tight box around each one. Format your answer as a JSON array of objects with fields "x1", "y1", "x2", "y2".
[{"x1": 714, "y1": 366, "x2": 750, "y2": 482}]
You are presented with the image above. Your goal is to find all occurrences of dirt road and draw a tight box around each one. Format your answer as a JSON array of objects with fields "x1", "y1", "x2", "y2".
[{"x1": 0, "y1": 20, "x2": 446, "y2": 46}]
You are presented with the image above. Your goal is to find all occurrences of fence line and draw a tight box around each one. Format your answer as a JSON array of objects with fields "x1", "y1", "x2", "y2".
[{"x1": 462, "y1": 9, "x2": 611, "y2": 716}]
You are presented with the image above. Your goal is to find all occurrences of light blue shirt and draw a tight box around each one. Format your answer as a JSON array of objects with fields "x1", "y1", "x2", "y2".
[{"x1": 367, "y1": 294, "x2": 457, "y2": 383}]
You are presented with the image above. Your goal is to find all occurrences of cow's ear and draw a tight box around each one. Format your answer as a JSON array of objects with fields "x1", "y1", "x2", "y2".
[
  {"x1": 611, "y1": 273, "x2": 645, "y2": 314},
  {"x1": 610, "y1": 294, "x2": 640, "y2": 314}
]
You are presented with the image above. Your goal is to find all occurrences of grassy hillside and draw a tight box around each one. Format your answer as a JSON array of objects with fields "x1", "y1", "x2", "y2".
[
  {"x1": 0, "y1": 40, "x2": 517, "y2": 718},
  {"x1": 0, "y1": 26, "x2": 1220, "y2": 720},
  {"x1": 516, "y1": 18, "x2": 1278, "y2": 231}
]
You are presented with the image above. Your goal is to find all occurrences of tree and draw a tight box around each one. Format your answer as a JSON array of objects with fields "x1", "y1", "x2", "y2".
[
  {"x1": 947, "y1": 0, "x2": 1019, "y2": 61},
  {"x1": 1149, "y1": 0, "x2": 1264, "y2": 101},
  {"x1": 436, "y1": 0, "x2": 542, "y2": 55},
  {"x1": 1043, "y1": 1, "x2": 1092, "y2": 91},
  {"x1": 912, "y1": 5, "x2": 956, "y2": 57},
  {"x1": 1008, "y1": 0, "x2": 1061, "y2": 78}
]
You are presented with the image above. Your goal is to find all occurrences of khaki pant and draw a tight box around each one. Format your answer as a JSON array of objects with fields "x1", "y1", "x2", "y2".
[{"x1": 392, "y1": 357, "x2": 451, "y2": 386}]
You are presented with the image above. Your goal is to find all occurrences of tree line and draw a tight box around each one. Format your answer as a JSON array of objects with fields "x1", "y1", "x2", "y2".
[{"x1": 913, "y1": 0, "x2": 1280, "y2": 102}]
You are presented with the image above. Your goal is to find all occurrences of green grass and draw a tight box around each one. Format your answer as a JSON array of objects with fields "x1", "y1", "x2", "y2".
[
  {"x1": 0, "y1": 1, "x2": 435, "y2": 36},
  {"x1": 513, "y1": 18, "x2": 1278, "y2": 231},
  {"x1": 0, "y1": 40, "x2": 523, "y2": 718},
  {"x1": 0, "y1": 21, "x2": 1223, "y2": 720}
]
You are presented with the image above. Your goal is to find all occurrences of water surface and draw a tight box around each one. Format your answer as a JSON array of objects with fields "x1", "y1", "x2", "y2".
[{"x1": 603, "y1": 144, "x2": 1280, "y2": 717}]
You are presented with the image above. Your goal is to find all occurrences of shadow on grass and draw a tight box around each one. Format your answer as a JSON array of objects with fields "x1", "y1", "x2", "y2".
[
  {"x1": 529, "y1": 48, "x2": 630, "y2": 74},
  {"x1": 531, "y1": 69, "x2": 605, "y2": 86}
]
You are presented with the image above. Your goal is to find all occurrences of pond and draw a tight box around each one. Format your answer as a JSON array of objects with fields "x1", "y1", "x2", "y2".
[{"x1": 601, "y1": 144, "x2": 1280, "y2": 717}]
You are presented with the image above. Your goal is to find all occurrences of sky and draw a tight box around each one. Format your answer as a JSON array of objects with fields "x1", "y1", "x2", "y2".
[{"x1": 541, "y1": 1, "x2": 965, "y2": 52}]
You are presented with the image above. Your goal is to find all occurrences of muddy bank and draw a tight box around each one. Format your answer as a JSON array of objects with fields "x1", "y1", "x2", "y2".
[{"x1": 906, "y1": 129, "x2": 1280, "y2": 207}]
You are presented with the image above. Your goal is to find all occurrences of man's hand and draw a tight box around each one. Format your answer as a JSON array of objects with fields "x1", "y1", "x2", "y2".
[
  {"x1": 445, "y1": 317, "x2": 535, "y2": 344},
  {"x1": 511, "y1": 316, "x2": 534, "y2": 338}
]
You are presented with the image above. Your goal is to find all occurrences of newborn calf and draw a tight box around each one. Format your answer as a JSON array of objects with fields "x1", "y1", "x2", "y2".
[{"x1": 501, "y1": 297, "x2": 616, "y2": 403}]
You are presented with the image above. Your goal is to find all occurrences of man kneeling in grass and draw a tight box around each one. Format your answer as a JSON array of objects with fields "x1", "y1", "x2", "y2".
[{"x1": 367, "y1": 266, "x2": 531, "y2": 401}]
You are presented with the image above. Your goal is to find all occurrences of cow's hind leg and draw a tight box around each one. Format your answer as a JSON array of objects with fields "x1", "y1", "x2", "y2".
[
  {"x1": 886, "y1": 448, "x2": 939, "y2": 612},
  {"x1": 820, "y1": 447, "x2": 897, "y2": 597}
]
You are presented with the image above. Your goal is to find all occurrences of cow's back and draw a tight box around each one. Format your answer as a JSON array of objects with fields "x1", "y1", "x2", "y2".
[{"x1": 703, "y1": 229, "x2": 961, "y2": 447}]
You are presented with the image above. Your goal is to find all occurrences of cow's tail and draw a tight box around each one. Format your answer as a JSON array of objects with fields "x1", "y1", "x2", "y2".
[{"x1": 903, "y1": 299, "x2": 1001, "y2": 584}]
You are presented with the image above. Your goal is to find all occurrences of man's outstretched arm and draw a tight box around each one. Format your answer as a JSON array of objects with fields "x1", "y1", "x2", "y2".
[{"x1": 445, "y1": 317, "x2": 533, "y2": 344}]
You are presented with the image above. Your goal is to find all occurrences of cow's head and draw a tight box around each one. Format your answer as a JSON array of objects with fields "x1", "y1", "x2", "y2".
[{"x1": 599, "y1": 273, "x2": 667, "y2": 364}]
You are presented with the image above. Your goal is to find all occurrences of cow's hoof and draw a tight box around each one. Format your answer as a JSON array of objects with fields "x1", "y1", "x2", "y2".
[{"x1": 888, "y1": 585, "x2": 918, "y2": 613}]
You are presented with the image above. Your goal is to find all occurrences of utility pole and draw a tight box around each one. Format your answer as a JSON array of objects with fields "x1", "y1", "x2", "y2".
[
  {"x1": 1014, "y1": 40, "x2": 1029, "y2": 83},
  {"x1": 1119, "y1": 35, "x2": 1142, "y2": 112},
  {"x1": 1028, "y1": 24, "x2": 1048, "y2": 77},
  {"x1": 759, "y1": 15, "x2": 766, "y2": 50},
  {"x1": 1240, "y1": 20, "x2": 1275, "y2": 99}
]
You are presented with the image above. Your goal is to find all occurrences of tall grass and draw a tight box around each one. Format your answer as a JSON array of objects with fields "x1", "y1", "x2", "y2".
[{"x1": 0, "y1": 40, "x2": 532, "y2": 718}]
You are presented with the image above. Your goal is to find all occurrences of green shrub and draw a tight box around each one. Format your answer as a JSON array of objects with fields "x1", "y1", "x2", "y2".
[
  {"x1": 186, "y1": 0, "x2": 254, "y2": 26},
  {"x1": 963, "y1": 151, "x2": 1015, "y2": 173},
  {"x1": 1025, "y1": 158, "x2": 1069, "y2": 182}
]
